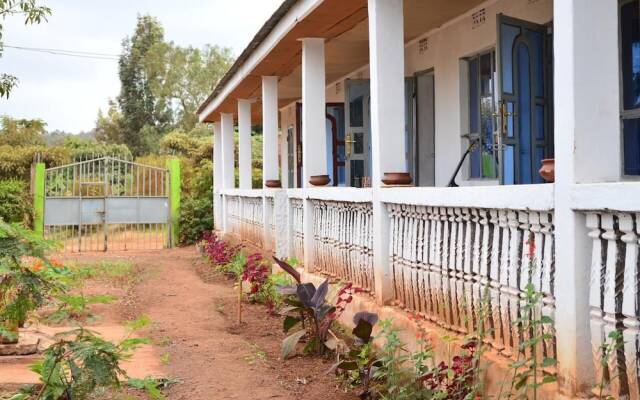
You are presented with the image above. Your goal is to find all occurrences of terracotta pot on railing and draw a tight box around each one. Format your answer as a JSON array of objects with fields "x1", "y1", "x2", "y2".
[
  {"x1": 309, "y1": 175, "x2": 330, "y2": 186},
  {"x1": 265, "y1": 179, "x2": 282, "y2": 188},
  {"x1": 539, "y1": 159, "x2": 555, "y2": 183},
  {"x1": 382, "y1": 172, "x2": 412, "y2": 186}
]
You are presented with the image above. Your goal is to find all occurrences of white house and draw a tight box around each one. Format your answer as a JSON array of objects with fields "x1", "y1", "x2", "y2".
[{"x1": 198, "y1": 0, "x2": 640, "y2": 397}]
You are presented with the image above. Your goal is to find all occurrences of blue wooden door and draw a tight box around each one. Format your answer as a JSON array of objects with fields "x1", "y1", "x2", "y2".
[{"x1": 497, "y1": 15, "x2": 552, "y2": 184}]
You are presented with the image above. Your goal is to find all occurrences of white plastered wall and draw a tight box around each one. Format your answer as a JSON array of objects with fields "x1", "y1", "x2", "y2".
[{"x1": 320, "y1": 0, "x2": 553, "y2": 187}]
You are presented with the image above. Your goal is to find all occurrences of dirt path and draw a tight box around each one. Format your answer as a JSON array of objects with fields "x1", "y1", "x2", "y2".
[{"x1": 59, "y1": 247, "x2": 355, "y2": 400}]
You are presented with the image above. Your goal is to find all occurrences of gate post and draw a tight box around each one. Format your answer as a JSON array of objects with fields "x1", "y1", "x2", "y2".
[
  {"x1": 33, "y1": 162, "x2": 45, "y2": 237},
  {"x1": 167, "y1": 158, "x2": 181, "y2": 247}
]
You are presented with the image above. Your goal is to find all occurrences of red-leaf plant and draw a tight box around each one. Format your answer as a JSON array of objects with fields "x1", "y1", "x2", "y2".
[{"x1": 202, "y1": 232, "x2": 242, "y2": 267}]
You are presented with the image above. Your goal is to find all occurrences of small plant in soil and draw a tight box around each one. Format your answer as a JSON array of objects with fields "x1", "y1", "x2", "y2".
[
  {"x1": 45, "y1": 293, "x2": 117, "y2": 324},
  {"x1": 242, "y1": 253, "x2": 294, "y2": 314},
  {"x1": 11, "y1": 316, "x2": 152, "y2": 400},
  {"x1": 329, "y1": 311, "x2": 381, "y2": 399},
  {"x1": 202, "y1": 232, "x2": 242, "y2": 270},
  {"x1": 280, "y1": 279, "x2": 355, "y2": 359}
]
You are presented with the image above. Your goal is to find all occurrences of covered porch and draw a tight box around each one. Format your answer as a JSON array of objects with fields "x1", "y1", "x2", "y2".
[{"x1": 199, "y1": 0, "x2": 640, "y2": 397}]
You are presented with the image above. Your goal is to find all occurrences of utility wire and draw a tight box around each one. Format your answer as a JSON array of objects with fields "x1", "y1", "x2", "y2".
[{"x1": 2, "y1": 44, "x2": 121, "y2": 60}]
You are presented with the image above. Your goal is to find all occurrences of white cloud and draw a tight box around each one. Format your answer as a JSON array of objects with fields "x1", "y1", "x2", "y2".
[{"x1": 0, "y1": 0, "x2": 282, "y2": 132}]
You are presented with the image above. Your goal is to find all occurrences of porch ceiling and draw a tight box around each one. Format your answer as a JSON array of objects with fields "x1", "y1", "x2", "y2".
[{"x1": 201, "y1": 0, "x2": 484, "y2": 124}]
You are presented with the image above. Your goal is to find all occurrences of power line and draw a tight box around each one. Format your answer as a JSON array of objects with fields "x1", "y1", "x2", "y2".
[{"x1": 2, "y1": 44, "x2": 121, "y2": 60}]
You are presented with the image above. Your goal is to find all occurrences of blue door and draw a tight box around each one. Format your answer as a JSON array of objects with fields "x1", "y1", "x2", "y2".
[{"x1": 497, "y1": 15, "x2": 552, "y2": 184}]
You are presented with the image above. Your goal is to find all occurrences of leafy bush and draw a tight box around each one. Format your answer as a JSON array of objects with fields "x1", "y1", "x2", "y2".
[
  {"x1": 24, "y1": 320, "x2": 150, "y2": 400},
  {"x1": 179, "y1": 196, "x2": 212, "y2": 245},
  {"x1": 45, "y1": 294, "x2": 118, "y2": 324},
  {"x1": 0, "y1": 145, "x2": 70, "y2": 180},
  {"x1": 0, "y1": 222, "x2": 64, "y2": 342},
  {"x1": 0, "y1": 179, "x2": 32, "y2": 224}
]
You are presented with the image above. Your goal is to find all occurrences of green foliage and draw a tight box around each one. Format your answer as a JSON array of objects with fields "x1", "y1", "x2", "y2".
[
  {"x1": 179, "y1": 196, "x2": 212, "y2": 245},
  {"x1": 0, "y1": 144, "x2": 69, "y2": 180},
  {"x1": 0, "y1": 179, "x2": 32, "y2": 224},
  {"x1": 0, "y1": 0, "x2": 52, "y2": 98},
  {"x1": 597, "y1": 330, "x2": 624, "y2": 400},
  {"x1": 0, "y1": 221, "x2": 62, "y2": 339},
  {"x1": 46, "y1": 293, "x2": 117, "y2": 324},
  {"x1": 217, "y1": 252, "x2": 246, "y2": 279},
  {"x1": 127, "y1": 376, "x2": 179, "y2": 400}
]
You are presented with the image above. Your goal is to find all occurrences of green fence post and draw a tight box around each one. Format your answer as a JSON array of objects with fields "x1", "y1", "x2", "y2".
[
  {"x1": 167, "y1": 158, "x2": 181, "y2": 247},
  {"x1": 33, "y1": 163, "x2": 46, "y2": 236}
]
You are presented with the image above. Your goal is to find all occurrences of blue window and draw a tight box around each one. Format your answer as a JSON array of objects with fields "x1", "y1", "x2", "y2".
[
  {"x1": 621, "y1": 0, "x2": 640, "y2": 175},
  {"x1": 468, "y1": 51, "x2": 498, "y2": 179}
]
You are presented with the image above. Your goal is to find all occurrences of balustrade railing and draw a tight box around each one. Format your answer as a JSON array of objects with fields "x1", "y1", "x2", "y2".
[
  {"x1": 311, "y1": 200, "x2": 374, "y2": 293},
  {"x1": 587, "y1": 211, "x2": 640, "y2": 398},
  {"x1": 265, "y1": 195, "x2": 276, "y2": 250},
  {"x1": 226, "y1": 195, "x2": 241, "y2": 236},
  {"x1": 387, "y1": 204, "x2": 556, "y2": 364},
  {"x1": 290, "y1": 197, "x2": 304, "y2": 262}
]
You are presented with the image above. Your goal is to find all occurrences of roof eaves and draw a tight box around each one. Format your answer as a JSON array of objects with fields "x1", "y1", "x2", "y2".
[{"x1": 196, "y1": 0, "x2": 299, "y2": 116}]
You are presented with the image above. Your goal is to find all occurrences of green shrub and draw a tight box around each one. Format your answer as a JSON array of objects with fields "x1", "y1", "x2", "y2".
[
  {"x1": 0, "y1": 179, "x2": 32, "y2": 224},
  {"x1": 179, "y1": 196, "x2": 213, "y2": 245}
]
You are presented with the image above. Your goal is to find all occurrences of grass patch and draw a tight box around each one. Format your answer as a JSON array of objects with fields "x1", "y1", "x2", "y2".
[{"x1": 63, "y1": 260, "x2": 137, "y2": 287}]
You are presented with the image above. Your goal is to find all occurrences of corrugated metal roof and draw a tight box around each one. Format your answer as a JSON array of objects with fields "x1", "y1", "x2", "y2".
[{"x1": 196, "y1": 0, "x2": 298, "y2": 116}]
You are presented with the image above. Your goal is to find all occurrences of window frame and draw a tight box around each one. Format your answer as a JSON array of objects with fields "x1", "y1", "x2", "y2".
[
  {"x1": 619, "y1": 0, "x2": 640, "y2": 177},
  {"x1": 466, "y1": 49, "x2": 499, "y2": 180}
]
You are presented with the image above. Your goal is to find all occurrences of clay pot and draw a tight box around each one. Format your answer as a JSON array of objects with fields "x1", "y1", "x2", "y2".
[
  {"x1": 265, "y1": 180, "x2": 282, "y2": 188},
  {"x1": 0, "y1": 321, "x2": 18, "y2": 345},
  {"x1": 539, "y1": 159, "x2": 555, "y2": 183},
  {"x1": 382, "y1": 172, "x2": 412, "y2": 186},
  {"x1": 309, "y1": 175, "x2": 330, "y2": 186}
]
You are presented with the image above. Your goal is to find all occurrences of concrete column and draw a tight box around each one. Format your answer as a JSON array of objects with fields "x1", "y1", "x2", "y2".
[
  {"x1": 238, "y1": 100, "x2": 252, "y2": 189},
  {"x1": 553, "y1": 0, "x2": 619, "y2": 394},
  {"x1": 368, "y1": 0, "x2": 405, "y2": 305},
  {"x1": 301, "y1": 38, "x2": 328, "y2": 273},
  {"x1": 212, "y1": 122, "x2": 223, "y2": 231},
  {"x1": 262, "y1": 76, "x2": 279, "y2": 185},
  {"x1": 221, "y1": 113, "x2": 235, "y2": 189},
  {"x1": 368, "y1": 0, "x2": 407, "y2": 186},
  {"x1": 301, "y1": 38, "x2": 328, "y2": 186}
]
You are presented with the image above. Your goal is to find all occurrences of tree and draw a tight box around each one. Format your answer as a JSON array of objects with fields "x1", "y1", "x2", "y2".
[
  {"x1": 144, "y1": 44, "x2": 234, "y2": 131},
  {"x1": 116, "y1": 14, "x2": 170, "y2": 155},
  {"x1": 0, "y1": 0, "x2": 51, "y2": 98},
  {"x1": 95, "y1": 100, "x2": 125, "y2": 144},
  {"x1": 0, "y1": 116, "x2": 46, "y2": 146}
]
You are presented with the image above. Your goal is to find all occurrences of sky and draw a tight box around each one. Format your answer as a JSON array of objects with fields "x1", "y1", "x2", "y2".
[{"x1": 0, "y1": 0, "x2": 282, "y2": 133}]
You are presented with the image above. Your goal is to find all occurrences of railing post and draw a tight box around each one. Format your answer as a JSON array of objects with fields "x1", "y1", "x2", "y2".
[
  {"x1": 167, "y1": 158, "x2": 181, "y2": 247},
  {"x1": 274, "y1": 190, "x2": 289, "y2": 259},
  {"x1": 303, "y1": 198, "x2": 315, "y2": 272},
  {"x1": 262, "y1": 193, "x2": 271, "y2": 251},
  {"x1": 33, "y1": 162, "x2": 45, "y2": 237}
]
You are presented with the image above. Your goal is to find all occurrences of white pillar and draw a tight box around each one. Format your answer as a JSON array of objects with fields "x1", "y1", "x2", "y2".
[
  {"x1": 368, "y1": 0, "x2": 406, "y2": 304},
  {"x1": 213, "y1": 121, "x2": 223, "y2": 231},
  {"x1": 262, "y1": 76, "x2": 279, "y2": 185},
  {"x1": 238, "y1": 100, "x2": 252, "y2": 189},
  {"x1": 368, "y1": 0, "x2": 407, "y2": 186},
  {"x1": 553, "y1": 0, "x2": 619, "y2": 394},
  {"x1": 221, "y1": 113, "x2": 235, "y2": 190},
  {"x1": 301, "y1": 38, "x2": 328, "y2": 186}
]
